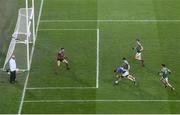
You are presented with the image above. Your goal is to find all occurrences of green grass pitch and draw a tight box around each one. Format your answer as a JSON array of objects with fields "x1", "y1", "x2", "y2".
[{"x1": 1, "y1": 0, "x2": 180, "y2": 114}]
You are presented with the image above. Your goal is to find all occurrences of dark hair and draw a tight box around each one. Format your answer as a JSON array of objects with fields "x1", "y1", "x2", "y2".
[
  {"x1": 136, "y1": 39, "x2": 140, "y2": 41},
  {"x1": 161, "y1": 64, "x2": 166, "y2": 67},
  {"x1": 122, "y1": 57, "x2": 126, "y2": 60},
  {"x1": 114, "y1": 69, "x2": 117, "y2": 73},
  {"x1": 61, "y1": 48, "x2": 64, "y2": 50}
]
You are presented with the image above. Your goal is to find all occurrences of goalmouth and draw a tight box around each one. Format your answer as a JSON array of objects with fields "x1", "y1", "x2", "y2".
[{"x1": 2, "y1": 0, "x2": 41, "y2": 72}]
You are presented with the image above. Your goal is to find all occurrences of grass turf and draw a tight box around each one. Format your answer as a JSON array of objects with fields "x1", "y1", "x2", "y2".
[{"x1": 1, "y1": 0, "x2": 180, "y2": 114}]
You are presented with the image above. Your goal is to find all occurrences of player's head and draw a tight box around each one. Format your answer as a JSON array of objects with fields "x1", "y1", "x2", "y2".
[
  {"x1": 60, "y1": 48, "x2": 64, "y2": 52},
  {"x1": 122, "y1": 57, "x2": 126, "y2": 60},
  {"x1": 136, "y1": 39, "x2": 140, "y2": 42},
  {"x1": 161, "y1": 64, "x2": 166, "y2": 67}
]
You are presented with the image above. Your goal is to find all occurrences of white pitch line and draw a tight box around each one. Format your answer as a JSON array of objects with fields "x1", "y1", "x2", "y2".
[
  {"x1": 26, "y1": 87, "x2": 96, "y2": 90},
  {"x1": 24, "y1": 99, "x2": 180, "y2": 103},
  {"x1": 40, "y1": 19, "x2": 180, "y2": 23},
  {"x1": 18, "y1": 0, "x2": 44, "y2": 114},
  {"x1": 96, "y1": 29, "x2": 100, "y2": 88},
  {"x1": 38, "y1": 28, "x2": 97, "y2": 31},
  {"x1": 40, "y1": 20, "x2": 97, "y2": 22}
]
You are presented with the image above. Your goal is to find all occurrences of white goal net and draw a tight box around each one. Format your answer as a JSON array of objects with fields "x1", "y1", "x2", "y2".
[{"x1": 3, "y1": 8, "x2": 34, "y2": 71}]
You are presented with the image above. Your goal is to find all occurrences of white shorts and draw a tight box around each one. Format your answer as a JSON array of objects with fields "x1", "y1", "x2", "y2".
[
  {"x1": 122, "y1": 71, "x2": 129, "y2": 77},
  {"x1": 162, "y1": 77, "x2": 168, "y2": 82},
  {"x1": 135, "y1": 52, "x2": 142, "y2": 60}
]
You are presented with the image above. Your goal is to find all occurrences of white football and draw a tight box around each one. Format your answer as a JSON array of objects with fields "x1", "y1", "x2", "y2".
[{"x1": 115, "y1": 80, "x2": 119, "y2": 84}]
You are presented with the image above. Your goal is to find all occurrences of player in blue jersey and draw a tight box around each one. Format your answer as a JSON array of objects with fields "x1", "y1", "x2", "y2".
[
  {"x1": 122, "y1": 57, "x2": 130, "y2": 71},
  {"x1": 114, "y1": 67, "x2": 136, "y2": 85}
]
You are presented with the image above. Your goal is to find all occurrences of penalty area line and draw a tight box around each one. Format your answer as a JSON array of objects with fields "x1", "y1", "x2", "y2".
[
  {"x1": 24, "y1": 99, "x2": 180, "y2": 103},
  {"x1": 26, "y1": 87, "x2": 97, "y2": 90},
  {"x1": 96, "y1": 28, "x2": 100, "y2": 88},
  {"x1": 38, "y1": 28, "x2": 97, "y2": 31}
]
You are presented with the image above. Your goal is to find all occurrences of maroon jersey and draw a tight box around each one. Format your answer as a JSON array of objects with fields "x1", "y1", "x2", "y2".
[{"x1": 57, "y1": 51, "x2": 65, "y2": 61}]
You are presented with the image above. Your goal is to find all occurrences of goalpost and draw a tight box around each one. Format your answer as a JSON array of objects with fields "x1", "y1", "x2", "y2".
[{"x1": 2, "y1": 0, "x2": 40, "y2": 72}]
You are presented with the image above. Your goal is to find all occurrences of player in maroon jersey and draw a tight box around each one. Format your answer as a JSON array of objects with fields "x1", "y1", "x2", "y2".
[{"x1": 57, "y1": 48, "x2": 70, "y2": 70}]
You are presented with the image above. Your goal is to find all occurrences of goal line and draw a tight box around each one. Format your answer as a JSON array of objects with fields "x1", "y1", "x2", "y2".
[{"x1": 24, "y1": 99, "x2": 180, "y2": 103}]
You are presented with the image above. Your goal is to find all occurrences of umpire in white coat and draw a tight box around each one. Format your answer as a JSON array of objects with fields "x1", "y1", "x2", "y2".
[{"x1": 9, "y1": 55, "x2": 17, "y2": 84}]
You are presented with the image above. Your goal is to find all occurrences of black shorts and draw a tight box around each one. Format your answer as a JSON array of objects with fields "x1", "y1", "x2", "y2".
[{"x1": 57, "y1": 59, "x2": 64, "y2": 62}]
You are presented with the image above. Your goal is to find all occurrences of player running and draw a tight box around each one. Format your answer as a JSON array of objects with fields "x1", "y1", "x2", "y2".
[
  {"x1": 158, "y1": 64, "x2": 175, "y2": 90},
  {"x1": 114, "y1": 66, "x2": 136, "y2": 85},
  {"x1": 122, "y1": 57, "x2": 130, "y2": 71},
  {"x1": 133, "y1": 39, "x2": 144, "y2": 66},
  {"x1": 57, "y1": 48, "x2": 70, "y2": 70}
]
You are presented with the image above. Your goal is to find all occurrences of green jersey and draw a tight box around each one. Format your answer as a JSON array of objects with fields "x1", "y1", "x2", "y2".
[
  {"x1": 160, "y1": 67, "x2": 171, "y2": 78},
  {"x1": 135, "y1": 42, "x2": 142, "y2": 53}
]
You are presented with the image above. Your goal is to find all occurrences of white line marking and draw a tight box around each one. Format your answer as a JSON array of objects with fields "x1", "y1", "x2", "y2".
[
  {"x1": 40, "y1": 20, "x2": 97, "y2": 22},
  {"x1": 26, "y1": 87, "x2": 96, "y2": 90},
  {"x1": 18, "y1": 0, "x2": 44, "y2": 114},
  {"x1": 36, "y1": 1, "x2": 44, "y2": 34},
  {"x1": 96, "y1": 29, "x2": 100, "y2": 88},
  {"x1": 38, "y1": 28, "x2": 97, "y2": 31},
  {"x1": 40, "y1": 19, "x2": 180, "y2": 23},
  {"x1": 18, "y1": 72, "x2": 30, "y2": 115},
  {"x1": 24, "y1": 99, "x2": 180, "y2": 103}
]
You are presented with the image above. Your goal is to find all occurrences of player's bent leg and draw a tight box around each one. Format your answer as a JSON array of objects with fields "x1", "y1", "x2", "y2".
[
  {"x1": 63, "y1": 59, "x2": 70, "y2": 70},
  {"x1": 57, "y1": 60, "x2": 61, "y2": 67},
  {"x1": 63, "y1": 59, "x2": 68, "y2": 63},
  {"x1": 127, "y1": 76, "x2": 133, "y2": 81},
  {"x1": 114, "y1": 75, "x2": 122, "y2": 84},
  {"x1": 127, "y1": 75, "x2": 136, "y2": 85},
  {"x1": 167, "y1": 83, "x2": 175, "y2": 90},
  {"x1": 166, "y1": 80, "x2": 175, "y2": 90}
]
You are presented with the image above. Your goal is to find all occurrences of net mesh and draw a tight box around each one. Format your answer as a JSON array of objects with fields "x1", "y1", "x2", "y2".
[
  {"x1": 1, "y1": 0, "x2": 42, "y2": 72},
  {"x1": 3, "y1": 8, "x2": 33, "y2": 71}
]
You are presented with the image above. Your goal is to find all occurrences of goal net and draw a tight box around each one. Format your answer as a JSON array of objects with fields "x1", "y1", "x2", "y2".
[{"x1": 3, "y1": 8, "x2": 33, "y2": 71}]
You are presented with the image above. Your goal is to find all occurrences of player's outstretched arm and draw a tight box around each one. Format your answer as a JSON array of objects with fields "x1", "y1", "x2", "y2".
[{"x1": 140, "y1": 46, "x2": 144, "y2": 51}]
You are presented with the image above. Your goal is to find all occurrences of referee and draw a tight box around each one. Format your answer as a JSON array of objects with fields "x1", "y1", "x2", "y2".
[{"x1": 9, "y1": 55, "x2": 17, "y2": 84}]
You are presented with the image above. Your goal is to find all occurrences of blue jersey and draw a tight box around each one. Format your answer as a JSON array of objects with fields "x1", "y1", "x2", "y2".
[{"x1": 116, "y1": 67, "x2": 126, "y2": 74}]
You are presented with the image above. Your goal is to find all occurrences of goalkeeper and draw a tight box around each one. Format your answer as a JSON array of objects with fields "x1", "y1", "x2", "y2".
[{"x1": 57, "y1": 48, "x2": 70, "y2": 70}]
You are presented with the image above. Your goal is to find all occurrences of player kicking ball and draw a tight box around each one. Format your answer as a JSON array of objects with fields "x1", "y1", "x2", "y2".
[
  {"x1": 132, "y1": 39, "x2": 144, "y2": 67},
  {"x1": 57, "y1": 48, "x2": 70, "y2": 70},
  {"x1": 158, "y1": 64, "x2": 175, "y2": 90},
  {"x1": 114, "y1": 66, "x2": 136, "y2": 85}
]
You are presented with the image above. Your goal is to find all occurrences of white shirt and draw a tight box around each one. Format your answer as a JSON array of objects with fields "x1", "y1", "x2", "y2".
[{"x1": 9, "y1": 58, "x2": 16, "y2": 71}]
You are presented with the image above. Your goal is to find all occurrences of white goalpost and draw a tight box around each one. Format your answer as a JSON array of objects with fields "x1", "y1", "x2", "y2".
[{"x1": 2, "y1": 0, "x2": 36, "y2": 72}]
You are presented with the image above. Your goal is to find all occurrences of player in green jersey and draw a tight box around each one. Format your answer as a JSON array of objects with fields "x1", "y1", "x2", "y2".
[
  {"x1": 133, "y1": 39, "x2": 144, "y2": 66},
  {"x1": 159, "y1": 64, "x2": 175, "y2": 90}
]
